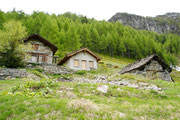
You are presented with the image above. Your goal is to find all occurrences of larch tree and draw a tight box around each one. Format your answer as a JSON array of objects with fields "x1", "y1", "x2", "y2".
[{"x1": 40, "y1": 16, "x2": 60, "y2": 45}]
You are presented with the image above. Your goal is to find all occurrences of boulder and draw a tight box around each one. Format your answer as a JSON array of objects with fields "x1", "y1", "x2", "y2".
[{"x1": 97, "y1": 85, "x2": 109, "y2": 93}]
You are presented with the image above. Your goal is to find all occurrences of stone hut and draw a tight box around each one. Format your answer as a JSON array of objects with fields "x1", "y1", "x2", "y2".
[
  {"x1": 24, "y1": 34, "x2": 58, "y2": 64},
  {"x1": 119, "y1": 55, "x2": 173, "y2": 82},
  {"x1": 57, "y1": 48, "x2": 101, "y2": 71}
]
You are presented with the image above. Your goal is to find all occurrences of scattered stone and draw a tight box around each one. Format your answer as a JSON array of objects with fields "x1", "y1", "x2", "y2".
[
  {"x1": 66, "y1": 88, "x2": 74, "y2": 91},
  {"x1": 117, "y1": 88, "x2": 122, "y2": 91},
  {"x1": 73, "y1": 75, "x2": 162, "y2": 91},
  {"x1": 97, "y1": 85, "x2": 109, "y2": 93},
  {"x1": 57, "y1": 77, "x2": 72, "y2": 82},
  {"x1": 127, "y1": 84, "x2": 139, "y2": 88},
  {"x1": 106, "y1": 63, "x2": 113, "y2": 68},
  {"x1": 139, "y1": 83, "x2": 149, "y2": 86},
  {"x1": 177, "y1": 95, "x2": 180, "y2": 97},
  {"x1": 56, "y1": 90, "x2": 63, "y2": 93}
]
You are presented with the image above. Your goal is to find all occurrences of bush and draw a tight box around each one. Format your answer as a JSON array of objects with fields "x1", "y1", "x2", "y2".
[{"x1": 0, "y1": 48, "x2": 25, "y2": 68}]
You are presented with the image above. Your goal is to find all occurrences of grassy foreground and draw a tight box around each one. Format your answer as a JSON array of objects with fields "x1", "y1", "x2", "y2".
[{"x1": 0, "y1": 55, "x2": 180, "y2": 120}]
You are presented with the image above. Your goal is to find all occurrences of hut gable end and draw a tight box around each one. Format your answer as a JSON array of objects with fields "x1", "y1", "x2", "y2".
[
  {"x1": 57, "y1": 48, "x2": 102, "y2": 71},
  {"x1": 119, "y1": 55, "x2": 173, "y2": 82},
  {"x1": 24, "y1": 34, "x2": 58, "y2": 55},
  {"x1": 119, "y1": 55, "x2": 172, "y2": 74},
  {"x1": 24, "y1": 34, "x2": 58, "y2": 64}
]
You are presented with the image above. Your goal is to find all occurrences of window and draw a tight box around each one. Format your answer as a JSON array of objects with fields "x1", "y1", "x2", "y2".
[
  {"x1": 39, "y1": 56, "x2": 42, "y2": 63},
  {"x1": 74, "y1": 59, "x2": 79, "y2": 67},
  {"x1": 89, "y1": 61, "x2": 94, "y2": 68},
  {"x1": 32, "y1": 44, "x2": 39, "y2": 51},
  {"x1": 42, "y1": 56, "x2": 48, "y2": 63},
  {"x1": 31, "y1": 55, "x2": 38, "y2": 63}
]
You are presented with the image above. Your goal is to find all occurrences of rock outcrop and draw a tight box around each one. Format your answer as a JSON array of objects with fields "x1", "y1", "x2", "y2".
[{"x1": 108, "y1": 12, "x2": 180, "y2": 35}]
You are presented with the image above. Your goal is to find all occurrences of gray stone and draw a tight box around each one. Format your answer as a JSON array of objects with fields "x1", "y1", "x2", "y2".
[
  {"x1": 12, "y1": 73, "x2": 20, "y2": 77},
  {"x1": 108, "y1": 12, "x2": 180, "y2": 35},
  {"x1": 127, "y1": 84, "x2": 139, "y2": 88},
  {"x1": 97, "y1": 85, "x2": 109, "y2": 93},
  {"x1": 139, "y1": 83, "x2": 149, "y2": 86}
]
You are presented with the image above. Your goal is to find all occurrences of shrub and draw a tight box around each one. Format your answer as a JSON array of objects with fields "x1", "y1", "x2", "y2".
[{"x1": 0, "y1": 48, "x2": 26, "y2": 68}]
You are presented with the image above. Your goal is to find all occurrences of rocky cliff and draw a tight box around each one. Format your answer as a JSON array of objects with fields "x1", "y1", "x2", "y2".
[{"x1": 108, "y1": 12, "x2": 180, "y2": 35}]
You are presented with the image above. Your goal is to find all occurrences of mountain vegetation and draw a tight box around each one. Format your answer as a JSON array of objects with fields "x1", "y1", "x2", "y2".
[{"x1": 0, "y1": 10, "x2": 180, "y2": 65}]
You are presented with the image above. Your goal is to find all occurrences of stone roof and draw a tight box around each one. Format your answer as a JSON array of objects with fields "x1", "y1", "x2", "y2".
[
  {"x1": 24, "y1": 34, "x2": 58, "y2": 55},
  {"x1": 57, "y1": 48, "x2": 101, "y2": 65},
  {"x1": 119, "y1": 54, "x2": 172, "y2": 74}
]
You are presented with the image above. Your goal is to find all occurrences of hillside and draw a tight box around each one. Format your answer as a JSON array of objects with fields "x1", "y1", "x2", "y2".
[
  {"x1": 108, "y1": 12, "x2": 180, "y2": 35},
  {"x1": 0, "y1": 10, "x2": 180, "y2": 65},
  {"x1": 0, "y1": 55, "x2": 180, "y2": 119}
]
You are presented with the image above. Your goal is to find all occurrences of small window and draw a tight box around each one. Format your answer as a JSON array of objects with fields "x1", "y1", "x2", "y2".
[
  {"x1": 32, "y1": 44, "x2": 39, "y2": 51},
  {"x1": 89, "y1": 61, "x2": 94, "y2": 68},
  {"x1": 31, "y1": 55, "x2": 38, "y2": 62},
  {"x1": 74, "y1": 59, "x2": 79, "y2": 67},
  {"x1": 42, "y1": 56, "x2": 48, "y2": 63}
]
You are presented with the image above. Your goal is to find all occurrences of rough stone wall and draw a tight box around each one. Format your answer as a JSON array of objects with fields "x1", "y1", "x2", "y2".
[
  {"x1": 0, "y1": 68, "x2": 29, "y2": 80},
  {"x1": 25, "y1": 40, "x2": 53, "y2": 64},
  {"x1": 130, "y1": 60, "x2": 172, "y2": 82},
  {"x1": 0, "y1": 64, "x2": 73, "y2": 80},
  {"x1": 108, "y1": 13, "x2": 179, "y2": 34},
  {"x1": 26, "y1": 64, "x2": 74, "y2": 75}
]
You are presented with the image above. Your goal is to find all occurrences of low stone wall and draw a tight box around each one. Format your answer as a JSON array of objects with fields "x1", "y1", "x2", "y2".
[
  {"x1": 0, "y1": 64, "x2": 73, "y2": 80},
  {"x1": 0, "y1": 68, "x2": 28, "y2": 80},
  {"x1": 26, "y1": 64, "x2": 74, "y2": 75}
]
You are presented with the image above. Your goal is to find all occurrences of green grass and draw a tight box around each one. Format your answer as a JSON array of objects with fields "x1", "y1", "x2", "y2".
[
  {"x1": 0, "y1": 78, "x2": 29, "y2": 92},
  {"x1": 0, "y1": 54, "x2": 180, "y2": 120}
]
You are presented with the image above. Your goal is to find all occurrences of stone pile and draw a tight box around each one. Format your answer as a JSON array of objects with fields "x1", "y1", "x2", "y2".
[{"x1": 72, "y1": 75, "x2": 162, "y2": 91}]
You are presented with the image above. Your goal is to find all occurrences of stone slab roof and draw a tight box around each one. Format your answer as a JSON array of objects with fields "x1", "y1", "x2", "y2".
[
  {"x1": 119, "y1": 54, "x2": 172, "y2": 74},
  {"x1": 24, "y1": 34, "x2": 58, "y2": 55}
]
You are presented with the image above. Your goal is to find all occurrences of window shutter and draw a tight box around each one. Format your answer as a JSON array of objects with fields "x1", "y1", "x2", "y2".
[
  {"x1": 74, "y1": 59, "x2": 79, "y2": 67},
  {"x1": 89, "y1": 61, "x2": 94, "y2": 68}
]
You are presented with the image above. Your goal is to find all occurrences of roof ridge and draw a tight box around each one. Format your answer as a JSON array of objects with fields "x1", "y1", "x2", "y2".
[{"x1": 57, "y1": 48, "x2": 101, "y2": 65}]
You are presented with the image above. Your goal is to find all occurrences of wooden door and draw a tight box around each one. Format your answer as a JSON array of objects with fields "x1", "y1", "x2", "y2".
[{"x1": 81, "y1": 60, "x2": 87, "y2": 70}]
